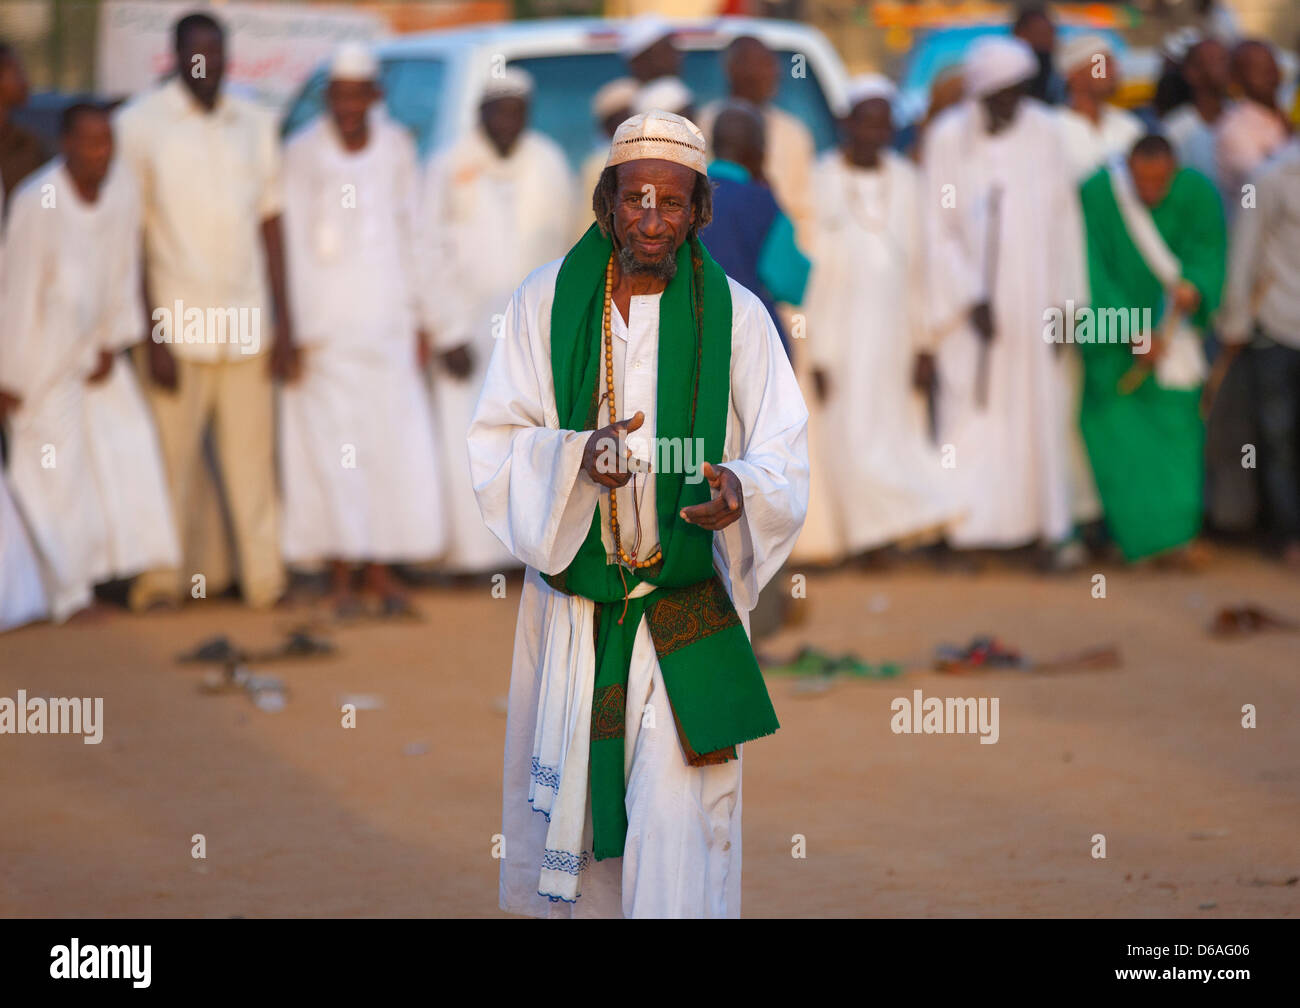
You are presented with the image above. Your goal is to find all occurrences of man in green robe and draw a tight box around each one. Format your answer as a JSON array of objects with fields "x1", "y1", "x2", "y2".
[{"x1": 1076, "y1": 134, "x2": 1226, "y2": 562}]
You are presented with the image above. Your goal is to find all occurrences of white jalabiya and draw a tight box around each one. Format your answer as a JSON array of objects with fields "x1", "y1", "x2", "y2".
[
  {"x1": 0, "y1": 161, "x2": 179, "y2": 620},
  {"x1": 1057, "y1": 104, "x2": 1145, "y2": 183},
  {"x1": 469, "y1": 258, "x2": 809, "y2": 917},
  {"x1": 424, "y1": 127, "x2": 574, "y2": 574},
  {"x1": 0, "y1": 174, "x2": 47, "y2": 633},
  {"x1": 922, "y1": 99, "x2": 1087, "y2": 548},
  {"x1": 803, "y1": 149, "x2": 958, "y2": 557},
  {"x1": 280, "y1": 112, "x2": 446, "y2": 564},
  {"x1": 1164, "y1": 103, "x2": 1226, "y2": 187},
  {"x1": 0, "y1": 474, "x2": 46, "y2": 631}
]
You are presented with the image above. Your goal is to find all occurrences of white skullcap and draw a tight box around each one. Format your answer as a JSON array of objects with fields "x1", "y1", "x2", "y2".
[
  {"x1": 606, "y1": 109, "x2": 707, "y2": 176},
  {"x1": 620, "y1": 15, "x2": 674, "y2": 60},
  {"x1": 593, "y1": 77, "x2": 638, "y2": 120},
  {"x1": 964, "y1": 35, "x2": 1038, "y2": 98},
  {"x1": 481, "y1": 66, "x2": 533, "y2": 103},
  {"x1": 844, "y1": 73, "x2": 897, "y2": 113},
  {"x1": 1161, "y1": 26, "x2": 1203, "y2": 63},
  {"x1": 1059, "y1": 34, "x2": 1114, "y2": 76},
  {"x1": 635, "y1": 76, "x2": 694, "y2": 115},
  {"x1": 329, "y1": 42, "x2": 378, "y2": 83}
]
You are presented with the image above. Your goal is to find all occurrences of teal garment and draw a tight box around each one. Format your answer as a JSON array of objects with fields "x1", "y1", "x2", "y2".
[{"x1": 707, "y1": 159, "x2": 811, "y2": 306}]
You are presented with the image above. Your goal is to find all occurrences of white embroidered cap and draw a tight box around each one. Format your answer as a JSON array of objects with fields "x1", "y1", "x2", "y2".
[
  {"x1": 964, "y1": 36, "x2": 1038, "y2": 98},
  {"x1": 329, "y1": 42, "x2": 378, "y2": 83},
  {"x1": 634, "y1": 76, "x2": 694, "y2": 115},
  {"x1": 620, "y1": 15, "x2": 674, "y2": 60},
  {"x1": 1059, "y1": 33, "x2": 1114, "y2": 76},
  {"x1": 844, "y1": 72, "x2": 898, "y2": 113},
  {"x1": 481, "y1": 66, "x2": 534, "y2": 103},
  {"x1": 605, "y1": 109, "x2": 707, "y2": 176},
  {"x1": 593, "y1": 77, "x2": 638, "y2": 120}
]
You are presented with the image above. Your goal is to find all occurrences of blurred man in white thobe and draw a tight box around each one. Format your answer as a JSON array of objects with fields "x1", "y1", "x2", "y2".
[
  {"x1": 697, "y1": 34, "x2": 815, "y2": 248},
  {"x1": 280, "y1": 45, "x2": 446, "y2": 615},
  {"x1": 422, "y1": 68, "x2": 573, "y2": 577},
  {"x1": 1056, "y1": 34, "x2": 1144, "y2": 182},
  {"x1": 922, "y1": 37, "x2": 1086, "y2": 556},
  {"x1": 805, "y1": 76, "x2": 957, "y2": 561},
  {"x1": 574, "y1": 77, "x2": 637, "y2": 241},
  {"x1": 0, "y1": 104, "x2": 178, "y2": 621}
]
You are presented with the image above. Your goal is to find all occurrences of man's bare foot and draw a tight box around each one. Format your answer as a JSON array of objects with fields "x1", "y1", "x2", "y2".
[{"x1": 361, "y1": 563, "x2": 412, "y2": 616}]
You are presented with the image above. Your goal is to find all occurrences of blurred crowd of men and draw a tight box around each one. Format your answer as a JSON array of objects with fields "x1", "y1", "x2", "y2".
[{"x1": 0, "y1": 6, "x2": 1298, "y2": 631}]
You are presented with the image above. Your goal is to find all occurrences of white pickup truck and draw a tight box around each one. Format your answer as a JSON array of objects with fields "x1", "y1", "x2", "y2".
[{"x1": 282, "y1": 16, "x2": 850, "y2": 169}]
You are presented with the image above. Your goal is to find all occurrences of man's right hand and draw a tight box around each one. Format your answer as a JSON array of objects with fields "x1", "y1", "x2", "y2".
[
  {"x1": 912, "y1": 351, "x2": 937, "y2": 393},
  {"x1": 440, "y1": 344, "x2": 474, "y2": 380},
  {"x1": 811, "y1": 368, "x2": 829, "y2": 403},
  {"x1": 0, "y1": 387, "x2": 21, "y2": 420},
  {"x1": 148, "y1": 340, "x2": 178, "y2": 391},
  {"x1": 582, "y1": 411, "x2": 644, "y2": 488},
  {"x1": 970, "y1": 301, "x2": 994, "y2": 343}
]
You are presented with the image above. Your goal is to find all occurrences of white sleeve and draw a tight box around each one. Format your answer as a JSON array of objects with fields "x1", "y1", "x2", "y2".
[
  {"x1": 467, "y1": 277, "x2": 603, "y2": 574},
  {"x1": 0, "y1": 187, "x2": 49, "y2": 393},
  {"x1": 417, "y1": 152, "x2": 471, "y2": 349},
  {"x1": 103, "y1": 174, "x2": 145, "y2": 353},
  {"x1": 921, "y1": 115, "x2": 982, "y2": 339},
  {"x1": 716, "y1": 283, "x2": 810, "y2": 612}
]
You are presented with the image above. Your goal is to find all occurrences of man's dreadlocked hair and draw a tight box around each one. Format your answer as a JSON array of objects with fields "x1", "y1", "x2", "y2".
[{"x1": 590, "y1": 164, "x2": 714, "y2": 241}]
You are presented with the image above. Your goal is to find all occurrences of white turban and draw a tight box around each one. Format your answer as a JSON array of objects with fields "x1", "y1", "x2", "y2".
[
  {"x1": 844, "y1": 73, "x2": 897, "y2": 114},
  {"x1": 593, "y1": 77, "x2": 638, "y2": 120},
  {"x1": 1059, "y1": 34, "x2": 1114, "y2": 76},
  {"x1": 606, "y1": 109, "x2": 707, "y2": 176},
  {"x1": 329, "y1": 42, "x2": 378, "y2": 83},
  {"x1": 620, "y1": 15, "x2": 674, "y2": 60},
  {"x1": 481, "y1": 66, "x2": 533, "y2": 104},
  {"x1": 964, "y1": 36, "x2": 1037, "y2": 98},
  {"x1": 634, "y1": 76, "x2": 694, "y2": 116}
]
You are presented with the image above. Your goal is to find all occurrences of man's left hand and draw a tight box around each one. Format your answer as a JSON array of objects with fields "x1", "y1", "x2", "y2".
[
  {"x1": 86, "y1": 349, "x2": 115, "y2": 384},
  {"x1": 1172, "y1": 281, "x2": 1200, "y2": 315},
  {"x1": 270, "y1": 335, "x2": 302, "y2": 383},
  {"x1": 680, "y1": 462, "x2": 744, "y2": 531}
]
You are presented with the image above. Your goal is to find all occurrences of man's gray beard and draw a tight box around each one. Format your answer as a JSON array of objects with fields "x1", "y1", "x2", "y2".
[{"x1": 617, "y1": 242, "x2": 678, "y2": 282}]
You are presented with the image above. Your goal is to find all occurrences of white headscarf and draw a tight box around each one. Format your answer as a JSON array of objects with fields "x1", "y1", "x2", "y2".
[{"x1": 964, "y1": 36, "x2": 1038, "y2": 98}]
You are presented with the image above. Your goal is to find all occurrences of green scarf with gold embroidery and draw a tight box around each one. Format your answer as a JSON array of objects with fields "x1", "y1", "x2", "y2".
[{"x1": 544, "y1": 222, "x2": 779, "y2": 861}]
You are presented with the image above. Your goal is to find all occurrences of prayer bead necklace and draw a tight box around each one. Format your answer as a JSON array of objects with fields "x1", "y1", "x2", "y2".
[{"x1": 604, "y1": 253, "x2": 661, "y2": 570}]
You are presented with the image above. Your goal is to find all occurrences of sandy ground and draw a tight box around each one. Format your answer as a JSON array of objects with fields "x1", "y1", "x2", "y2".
[{"x1": 1, "y1": 547, "x2": 1297, "y2": 918}]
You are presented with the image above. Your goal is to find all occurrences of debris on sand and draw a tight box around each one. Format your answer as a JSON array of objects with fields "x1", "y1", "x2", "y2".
[{"x1": 1209, "y1": 605, "x2": 1299, "y2": 638}]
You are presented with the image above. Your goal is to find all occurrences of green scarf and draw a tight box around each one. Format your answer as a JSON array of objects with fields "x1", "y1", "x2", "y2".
[{"x1": 545, "y1": 222, "x2": 779, "y2": 860}]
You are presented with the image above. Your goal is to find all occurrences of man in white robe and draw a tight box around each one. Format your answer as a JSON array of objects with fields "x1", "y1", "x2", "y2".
[
  {"x1": 469, "y1": 111, "x2": 808, "y2": 917},
  {"x1": 280, "y1": 45, "x2": 445, "y2": 612},
  {"x1": 1055, "y1": 35, "x2": 1144, "y2": 183},
  {"x1": 423, "y1": 68, "x2": 573, "y2": 576},
  {"x1": 696, "y1": 34, "x2": 816, "y2": 249},
  {"x1": 0, "y1": 175, "x2": 47, "y2": 633},
  {"x1": 0, "y1": 103, "x2": 179, "y2": 621},
  {"x1": 574, "y1": 77, "x2": 637, "y2": 242},
  {"x1": 1052, "y1": 34, "x2": 1136, "y2": 543},
  {"x1": 805, "y1": 76, "x2": 957, "y2": 560},
  {"x1": 922, "y1": 36, "x2": 1086, "y2": 552}
]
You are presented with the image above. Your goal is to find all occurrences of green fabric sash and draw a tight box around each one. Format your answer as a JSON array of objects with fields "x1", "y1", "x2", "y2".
[{"x1": 545, "y1": 222, "x2": 779, "y2": 860}]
